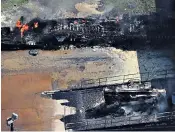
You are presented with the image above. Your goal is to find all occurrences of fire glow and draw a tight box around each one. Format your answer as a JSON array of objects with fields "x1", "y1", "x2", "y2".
[{"x1": 15, "y1": 18, "x2": 39, "y2": 37}]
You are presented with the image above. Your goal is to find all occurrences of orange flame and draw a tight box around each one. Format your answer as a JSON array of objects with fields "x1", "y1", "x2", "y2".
[
  {"x1": 16, "y1": 20, "x2": 22, "y2": 29},
  {"x1": 20, "y1": 24, "x2": 29, "y2": 37},
  {"x1": 16, "y1": 18, "x2": 30, "y2": 37},
  {"x1": 34, "y1": 22, "x2": 38, "y2": 28}
]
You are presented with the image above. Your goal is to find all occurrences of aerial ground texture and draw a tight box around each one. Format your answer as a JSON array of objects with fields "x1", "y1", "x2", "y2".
[
  {"x1": 1, "y1": 0, "x2": 155, "y2": 27},
  {"x1": 2, "y1": 48, "x2": 174, "y2": 131},
  {"x1": 1, "y1": 0, "x2": 175, "y2": 131}
]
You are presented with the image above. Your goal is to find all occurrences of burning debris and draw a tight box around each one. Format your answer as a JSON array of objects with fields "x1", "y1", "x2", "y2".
[
  {"x1": 1, "y1": 11, "x2": 175, "y2": 50},
  {"x1": 34, "y1": 22, "x2": 38, "y2": 28},
  {"x1": 15, "y1": 16, "x2": 39, "y2": 37}
]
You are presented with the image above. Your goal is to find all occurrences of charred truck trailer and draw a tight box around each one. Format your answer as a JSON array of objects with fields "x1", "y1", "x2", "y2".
[
  {"x1": 85, "y1": 81, "x2": 166, "y2": 119},
  {"x1": 43, "y1": 80, "x2": 169, "y2": 130},
  {"x1": 2, "y1": 12, "x2": 175, "y2": 50}
]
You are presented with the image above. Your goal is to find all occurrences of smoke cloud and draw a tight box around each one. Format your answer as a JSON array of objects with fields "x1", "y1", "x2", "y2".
[{"x1": 1, "y1": 0, "x2": 108, "y2": 27}]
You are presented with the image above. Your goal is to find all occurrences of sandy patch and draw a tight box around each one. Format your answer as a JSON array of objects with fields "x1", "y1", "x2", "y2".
[
  {"x1": 1, "y1": 73, "x2": 65, "y2": 131},
  {"x1": 3, "y1": 58, "x2": 30, "y2": 70},
  {"x1": 75, "y1": 2, "x2": 103, "y2": 17}
]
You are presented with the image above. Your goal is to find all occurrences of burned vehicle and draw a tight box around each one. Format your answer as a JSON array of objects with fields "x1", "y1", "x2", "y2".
[
  {"x1": 2, "y1": 17, "x2": 108, "y2": 50},
  {"x1": 2, "y1": 12, "x2": 175, "y2": 50},
  {"x1": 85, "y1": 81, "x2": 166, "y2": 119}
]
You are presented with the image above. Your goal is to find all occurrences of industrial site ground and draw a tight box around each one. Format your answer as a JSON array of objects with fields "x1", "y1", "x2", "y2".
[
  {"x1": 1, "y1": 0, "x2": 175, "y2": 131},
  {"x1": 2, "y1": 47, "x2": 175, "y2": 131}
]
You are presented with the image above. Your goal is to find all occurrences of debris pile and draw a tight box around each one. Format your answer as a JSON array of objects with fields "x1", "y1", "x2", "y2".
[{"x1": 2, "y1": 11, "x2": 175, "y2": 50}]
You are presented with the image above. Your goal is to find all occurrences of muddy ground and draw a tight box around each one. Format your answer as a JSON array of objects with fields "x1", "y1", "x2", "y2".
[{"x1": 1, "y1": 48, "x2": 174, "y2": 131}]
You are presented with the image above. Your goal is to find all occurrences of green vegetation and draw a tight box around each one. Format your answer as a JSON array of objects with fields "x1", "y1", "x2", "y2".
[
  {"x1": 105, "y1": 0, "x2": 156, "y2": 14},
  {"x1": 2, "y1": 0, "x2": 28, "y2": 10}
]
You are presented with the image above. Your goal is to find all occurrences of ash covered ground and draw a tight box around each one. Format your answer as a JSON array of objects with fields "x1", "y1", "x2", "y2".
[{"x1": 1, "y1": 0, "x2": 175, "y2": 131}]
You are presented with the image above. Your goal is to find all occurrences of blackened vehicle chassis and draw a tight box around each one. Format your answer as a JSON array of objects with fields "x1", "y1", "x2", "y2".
[{"x1": 2, "y1": 14, "x2": 175, "y2": 50}]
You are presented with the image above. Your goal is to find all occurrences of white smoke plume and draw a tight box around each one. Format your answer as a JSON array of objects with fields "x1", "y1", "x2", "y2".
[{"x1": 1, "y1": 0, "x2": 107, "y2": 27}]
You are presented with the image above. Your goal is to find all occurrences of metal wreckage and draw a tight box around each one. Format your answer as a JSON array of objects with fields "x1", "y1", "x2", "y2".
[
  {"x1": 2, "y1": 12, "x2": 175, "y2": 50},
  {"x1": 85, "y1": 81, "x2": 166, "y2": 119},
  {"x1": 41, "y1": 79, "x2": 171, "y2": 131}
]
